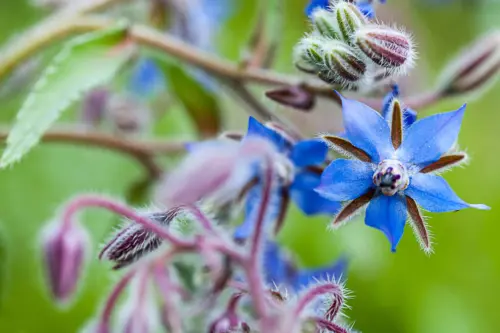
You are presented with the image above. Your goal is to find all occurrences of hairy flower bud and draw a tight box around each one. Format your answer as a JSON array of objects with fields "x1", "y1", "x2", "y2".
[
  {"x1": 333, "y1": 1, "x2": 367, "y2": 44},
  {"x1": 265, "y1": 85, "x2": 316, "y2": 111},
  {"x1": 438, "y1": 30, "x2": 500, "y2": 97},
  {"x1": 42, "y1": 221, "x2": 88, "y2": 304},
  {"x1": 320, "y1": 40, "x2": 367, "y2": 86},
  {"x1": 311, "y1": 8, "x2": 340, "y2": 40},
  {"x1": 293, "y1": 36, "x2": 326, "y2": 73},
  {"x1": 106, "y1": 93, "x2": 151, "y2": 135},
  {"x1": 354, "y1": 25, "x2": 415, "y2": 73},
  {"x1": 99, "y1": 208, "x2": 182, "y2": 269}
]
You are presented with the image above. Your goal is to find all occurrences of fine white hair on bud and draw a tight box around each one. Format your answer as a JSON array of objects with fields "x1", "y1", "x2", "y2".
[
  {"x1": 293, "y1": 35, "x2": 328, "y2": 73},
  {"x1": 332, "y1": 1, "x2": 367, "y2": 45},
  {"x1": 311, "y1": 8, "x2": 340, "y2": 40},
  {"x1": 354, "y1": 24, "x2": 416, "y2": 75},
  {"x1": 319, "y1": 40, "x2": 367, "y2": 87}
]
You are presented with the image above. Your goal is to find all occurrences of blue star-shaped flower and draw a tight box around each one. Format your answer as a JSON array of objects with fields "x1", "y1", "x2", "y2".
[
  {"x1": 234, "y1": 117, "x2": 341, "y2": 240},
  {"x1": 263, "y1": 241, "x2": 346, "y2": 292},
  {"x1": 316, "y1": 92, "x2": 489, "y2": 252}
]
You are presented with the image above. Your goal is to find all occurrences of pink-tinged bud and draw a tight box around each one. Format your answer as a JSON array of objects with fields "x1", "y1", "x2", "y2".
[
  {"x1": 354, "y1": 25, "x2": 415, "y2": 73},
  {"x1": 42, "y1": 222, "x2": 88, "y2": 304},
  {"x1": 105, "y1": 93, "x2": 151, "y2": 135},
  {"x1": 99, "y1": 208, "x2": 182, "y2": 269},
  {"x1": 208, "y1": 294, "x2": 250, "y2": 333},
  {"x1": 156, "y1": 138, "x2": 277, "y2": 208},
  {"x1": 81, "y1": 87, "x2": 109, "y2": 127},
  {"x1": 438, "y1": 30, "x2": 500, "y2": 97},
  {"x1": 320, "y1": 40, "x2": 367, "y2": 87},
  {"x1": 265, "y1": 85, "x2": 316, "y2": 111}
]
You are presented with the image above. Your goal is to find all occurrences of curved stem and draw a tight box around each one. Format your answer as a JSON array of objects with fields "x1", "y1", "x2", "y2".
[
  {"x1": 0, "y1": 16, "x2": 334, "y2": 96},
  {"x1": 97, "y1": 267, "x2": 137, "y2": 333},
  {"x1": 308, "y1": 316, "x2": 349, "y2": 333},
  {"x1": 0, "y1": 128, "x2": 186, "y2": 179},
  {"x1": 244, "y1": 157, "x2": 274, "y2": 328},
  {"x1": 358, "y1": 90, "x2": 443, "y2": 112},
  {"x1": 61, "y1": 194, "x2": 194, "y2": 249},
  {"x1": 293, "y1": 282, "x2": 343, "y2": 318}
]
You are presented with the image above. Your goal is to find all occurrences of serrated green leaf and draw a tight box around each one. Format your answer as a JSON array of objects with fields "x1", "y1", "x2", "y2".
[{"x1": 0, "y1": 24, "x2": 132, "y2": 168}]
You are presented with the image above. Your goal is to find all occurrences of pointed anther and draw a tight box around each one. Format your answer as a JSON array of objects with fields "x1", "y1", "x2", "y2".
[
  {"x1": 333, "y1": 189, "x2": 375, "y2": 226},
  {"x1": 405, "y1": 196, "x2": 431, "y2": 252},
  {"x1": 322, "y1": 135, "x2": 371, "y2": 162},
  {"x1": 390, "y1": 100, "x2": 403, "y2": 149},
  {"x1": 419, "y1": 153, "x2": 467, "y2": 174}
]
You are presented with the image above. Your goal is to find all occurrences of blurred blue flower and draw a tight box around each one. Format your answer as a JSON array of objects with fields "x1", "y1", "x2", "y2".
[
  {"x1": 316, "y1": 92, "x2": 489, "y2": 252},
  {"x1": 305, "y1": 0, "x2": 386, "y2": 19},
  {"x1": 234, "y1": 117, "x2": 341, "y2": 240},
  {"x1": 381, "y1": 85, "x2": 417, "y2": 128},
  {"x1": 263, "y1": 241, "x2": 346, "y2": 291}
]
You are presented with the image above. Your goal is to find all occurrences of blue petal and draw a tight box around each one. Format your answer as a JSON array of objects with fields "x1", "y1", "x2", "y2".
[
  {"x1": 365, "y1": 194, "x2": 407, "y2": 252},
  {"x1": 290, "y1": 139, "x2": 328, "y2": 167},
  {"x1": 397, "y1": 105, "x2": 466, "y2": 165},
  {"x1": 404, "y1": 108, "x2": 417, "y2": 127},
  {"x1": 291, "y1": 257, "x2": 348, "y2": 291},
  {"x1": 356, "y1": 2, "x2": 375, "y2": 18},
  {"x1": 128, "y1": 58, "x2": 165, "y2": 97},
  {"x1": 262, "y1": 241, "x2": 290, "y2": 286},
  {"x1": 316, "y1": 159, "x2": 374, "y2": 201},
  {"x1": 305, "y1": 0, "x2": 330, "y2": 16},
  {"x1": 405, "y1": 173, "x2": 489, "y2": 212},
  {"x1": 337, "y1": 92, "x2": 394, "y2": 163},
  {"x1": 291, "y1": 171, "x2": 341, "y2": 215},
  {"x1": 246, "y1": 116, "x2": 286, "y2": 151},
  {"x1": 234, "y1": 184, "x2": 262, "y2": 240}
]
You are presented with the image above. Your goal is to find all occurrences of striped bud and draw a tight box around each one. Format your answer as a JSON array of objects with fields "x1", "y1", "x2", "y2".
[
  {"x1": 265, "y1": 85, "x2": 315, "y2": 110},
  {"x1": 320, "y1": 41, "x2": 367, "y2": 86},
  {"x1": 311, "y1": 8, "x2": 340, "y2": 40},
  {"x1": 438, "y1": 30, "x2": 500, "y2": 97},
  {"x1": 333, "y1": 1, "x2": 367, "y2": 44},
  {"x1": 354, "y1": 25, "x2": 415, "y2": 73},
  {"x1": 293, "y1": 36, "x2": 326, "y2": 73}
]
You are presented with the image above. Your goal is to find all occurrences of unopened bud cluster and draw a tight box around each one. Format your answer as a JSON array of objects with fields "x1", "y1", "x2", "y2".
[{"x1": 294, "y1": 0, "x2": 416, "y2": 89}]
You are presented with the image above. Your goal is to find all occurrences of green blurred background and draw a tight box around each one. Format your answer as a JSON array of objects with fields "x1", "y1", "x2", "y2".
[{"x1": 0, "y1": 0, "x2": 499, "y2": 332}]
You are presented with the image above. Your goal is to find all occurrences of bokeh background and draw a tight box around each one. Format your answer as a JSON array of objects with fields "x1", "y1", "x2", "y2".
[{"x1": 0, "y1": 0, "x2": 499, "y2": 332}]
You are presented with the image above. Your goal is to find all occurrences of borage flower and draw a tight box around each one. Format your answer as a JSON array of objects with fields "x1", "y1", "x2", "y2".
[
  {"x1": 316, "y1": 92, "x2": 489, "y2": 252},
  {"x1": 234, "y1": 117, "x2": 341, "y2": 239}
]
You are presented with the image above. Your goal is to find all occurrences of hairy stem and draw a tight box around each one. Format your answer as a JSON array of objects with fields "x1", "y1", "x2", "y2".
[
  {"x1": 293, "y1": 283, "x2": 343, "y2": 318},
  {"x1": 61, "y1": 194, "x2": 194, "y2": 248}
]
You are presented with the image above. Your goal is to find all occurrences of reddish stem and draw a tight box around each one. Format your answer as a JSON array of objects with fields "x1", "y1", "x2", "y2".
[
  {"x1": 294, "y1": 283, "x2": 343, "y2": 318},
  {"x1": 153, "y1": 261, "x2": 183, "y2": 333},
  {"x1": 309, "y1": 316, "x2": 349, "y2": 333},
  {"x1": 97, "y1": 268, "x2": 137, "y2": 333},
  {"x1": 244, "y1": 157, "x2": 274, "y2": 328},
  {"x1": 61, "y1": 195, "x2": 193, "y2": 249}
]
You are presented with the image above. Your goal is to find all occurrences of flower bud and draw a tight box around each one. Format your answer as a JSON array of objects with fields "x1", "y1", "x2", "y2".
[
  {"x1": 333, "y1": 1, "x2": 367, "y2": 44},
  {"x1": 438, "y1": 30, "x2": 500, "y2": 97},
  {"x1": 99, "y1": 208, "x2": 182, "y2": 269},
  {"x1": 265, "y1": 85, "x2": 316, "y2": 111},
  {"x1": 42, "y1": 221, "x2": 88, "y2": 304},
  {"x1": 208, "y1": 294, "x2": 250, "y2": 333},
  {"x1": 320, "y1": 40, "x2": 367, "y2": 86},
  {"x1": 354, "y1": 25, "x2": 415, "y2": 73},
  {"x1": 293, "y1": 36, "x2": 326, "y2": 73},
  {"x1": 311, "y1": 8, "x2": 340, "y2": 40},
  {"x1": 81, "y1": 88, "x2": 109, "y2": 127},
  {"x1": 105, "y1": 93, "x2": 151, "y2": 136}
]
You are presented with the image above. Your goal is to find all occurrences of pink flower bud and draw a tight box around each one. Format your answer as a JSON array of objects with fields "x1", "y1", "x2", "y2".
[
  {"x1": 42, "y1": 222, "x2": 88, "y2": 304},
  {"x1": 265, "y1": 85, "x2": 316, "y2": 111},
  {"x1": 438, "y1": 30, "x2": 500, "y2": 97},
  {"x1": 81, "y1": 87, "x2": 109, "y2": 127},
  {"x1": 354, "y1": 25, "x2": 415, "y2": 73},
  {"x1": 208, "y1": 294, "x2": 250, "y2": 333},
  {"x1": 99, "y1": 208, "x2": 182, "y2": 269},
  {"x1": 156, "y1": 138, "x2": 276, "y2": 208}
]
